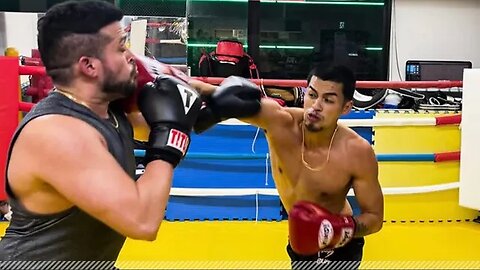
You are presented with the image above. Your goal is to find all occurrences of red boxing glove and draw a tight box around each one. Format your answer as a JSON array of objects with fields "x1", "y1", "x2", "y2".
[
  {"x1": 122, "y1": 54, "x2": 191, "y2": 113},
  {"x1": 288, "y1": 201, "x2": 356, "y2": 255},
  {"x1": 268, "y1": 97, "x2": 286, "y2": 107}
]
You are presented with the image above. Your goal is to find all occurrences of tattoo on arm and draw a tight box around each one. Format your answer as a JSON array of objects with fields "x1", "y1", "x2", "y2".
[{"x1": 353, "y1": 217, "x2": 369, "y2": 237}]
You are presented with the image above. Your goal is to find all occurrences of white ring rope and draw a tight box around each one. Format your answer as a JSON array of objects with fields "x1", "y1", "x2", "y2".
[
  {"x1": 161, "y1": 182, "x2": 459, "y2": 197},
  {"x1": 134, "y1": 114, "x2": 460, "y2": 200},
  {"x1": 135, "y1": 168, "x2": 458, "y2": 196},
  {"x1": 221, "y1": 117, "x2": 440, "y2": 127},
  {"x1": 340, "y1": 117, "x2": 437, "y2": 127}
]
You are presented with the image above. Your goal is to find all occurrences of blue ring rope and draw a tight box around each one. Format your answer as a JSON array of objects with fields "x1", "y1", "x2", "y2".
[
  {"x1": 134, "y1": 149, "x2": 435, "y2": 162},
  {"x1": 377, "y1": 153, "x2": 434, "y2": 162}
]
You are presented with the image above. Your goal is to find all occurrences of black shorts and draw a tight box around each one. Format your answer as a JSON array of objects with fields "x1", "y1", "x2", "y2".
[{"x1": 286, "y1": 238, "x2": 365, "y2": 270}]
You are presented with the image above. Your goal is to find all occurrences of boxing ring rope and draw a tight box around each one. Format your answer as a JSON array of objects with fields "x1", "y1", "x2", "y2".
[
  {"x1": 163, "y1": 182, "x2": 460, "y2": 197},
  {"x1": 18, "y1": 101, "x2": 34, "y2": 112},
  {"x1": 134, "y1": 149, "x2": 461, "y2": 162},
  {"x1": 220, "y1": 114, "x2": 461, "y2": 127},
  {"x1": 19, "y1": 65, "x2": 45, "y2": 76},
  {"x1": 15, "y1": 64, "x2": 465, "y2": 89},
  {"x1": 0, "y1": 56, "x2": 464, "y2": 201},
  {"x1": 9, "y1": 64, "x2": 466, "y2": 127},
  {"x1": 194, "y1": 76, "x2": 463, "y2": 89}
]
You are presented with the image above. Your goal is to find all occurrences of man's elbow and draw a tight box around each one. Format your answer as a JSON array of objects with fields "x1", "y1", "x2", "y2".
[
  {"x1": 373, "y1": 221, "x2": 383, "y2": 234},
  {"x1": 130, "y1": 221, "x2": 162, "y2": 241},
  {"x1": 371, "y1": 216, "x2": 384, "y2": 234},
  {"x1": 127, "y1": 211, "x2": 166, "y2": 241}
]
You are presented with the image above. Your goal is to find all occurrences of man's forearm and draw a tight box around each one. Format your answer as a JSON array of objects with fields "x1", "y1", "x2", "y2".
[
  {"x1": 134, "y1": 161, "x2": 174, "y2": 234},
  {"x1": 353, "y1": 213, "x2": 383, "y2": 237},
  {"x1": 188, "y1": 79, "x2": 217, "y2": 96}
]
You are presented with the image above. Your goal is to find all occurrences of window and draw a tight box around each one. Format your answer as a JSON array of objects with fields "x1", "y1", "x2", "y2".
[
  {"x1": 257, "y1": 1, "x2": 389, "y2": 80},
  {"x1": 0, "y1": 0, "x2": 115, "y2": 12},
  {"x1": 1, "y1": 0, "x2": 391, "y2": 80},
  {"x1": 185, "y1": 0, "x2": 390, "y2": 80},
  {"x1": 186, "y1": 0, "x2": 249, "y2": 75},
  {"x1": 118, "y1": 0, "x2": 186, "y2": 17}
]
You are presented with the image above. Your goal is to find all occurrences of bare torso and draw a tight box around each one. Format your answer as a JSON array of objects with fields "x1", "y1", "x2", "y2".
[{"x1": 265, "y1": 108, "x2": 360, "y2": 215}]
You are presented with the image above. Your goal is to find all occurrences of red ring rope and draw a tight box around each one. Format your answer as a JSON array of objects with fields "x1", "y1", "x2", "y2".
[
  {"x1": 193, "y1": 77, "x2": 463, "y2": 88},
  {"x1": 19, "y1": 65, "x2": 46, "y2": 76},
  {"x1": 19, "y1": 102, "x2": 34, "y2": 112},
  {"x1": 434, "y1": 151, "x2": 461, "y2": 162},
  {"x1": 16, "y1": 63, "x2": 465, "y2": 89},
  {"x1": 436, "y1": 115, "x2": 462, "y2": 126}
]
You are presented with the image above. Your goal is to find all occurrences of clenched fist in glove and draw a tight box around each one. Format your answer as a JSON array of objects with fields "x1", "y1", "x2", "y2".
[
  {"x1": 288, "y1": 201, "x2": 356, "y2": 255},
  {"x1": 194, "y1": 76, "x2": 261, "y2": 133},
  {"x1": 137, "y1": 75, "x2": 202, "y2": 168}
]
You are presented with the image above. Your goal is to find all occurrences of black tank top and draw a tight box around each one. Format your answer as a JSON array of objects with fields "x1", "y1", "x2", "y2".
[{"x1": 0, "y1": 91, "x2": 136, "y2": 265}]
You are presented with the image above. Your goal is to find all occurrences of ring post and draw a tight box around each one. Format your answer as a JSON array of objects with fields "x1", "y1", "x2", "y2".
[
  {"x1": 5, "y1": 47, "x2": 22, "y2": 122},
  {"x1": 0, "y1": 56, "x2": 20, "y2": 200}
]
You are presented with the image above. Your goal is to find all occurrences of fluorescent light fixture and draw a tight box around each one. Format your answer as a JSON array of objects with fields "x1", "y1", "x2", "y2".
[
  {"x1": 188, "y1": 0, "x2": 247, "y2": 2},
  {"x1": 261, "y1": 0, "x2": 384, "y2": 6},
  {"x1": 276, "y1": 45, "x2": 314, "y2": 49},
  {"x1": 186, "y1": 0, "x2": 385, "y2": 6},
  {"x1": 188, "y1": 43, "x2": 315, "y2": 50},
  {"x1": 187, "y1": 43, "x2": 219, "y2": 47},
  {"x1": 188, "y1": 43, "x2": 382, "y2": 51}
]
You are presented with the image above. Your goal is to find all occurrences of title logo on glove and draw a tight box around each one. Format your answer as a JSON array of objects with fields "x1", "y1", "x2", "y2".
[
  {"x1": 177, "y1": 84, "x2": 198, "y2": 115},
  {"x1": 318, "y1": 220, "x2": 334, "y2": 249},
  {"x1": 336, "y1": 227, "x2": 354, "y2": 248},
  {"x1": 167, "y1": 129, "x2": 189, "y2": 156}
]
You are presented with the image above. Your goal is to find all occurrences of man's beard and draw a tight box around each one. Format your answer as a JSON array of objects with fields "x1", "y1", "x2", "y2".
[
  {"x1": 304, "y1": 115, "x2": 323, "y2": 132},
  {"x1": 305, "y1": 122, "x2": 323, "y2": 132},
  {"x1": 102, "y1": 65, "x2": 137, "y2": 98}
]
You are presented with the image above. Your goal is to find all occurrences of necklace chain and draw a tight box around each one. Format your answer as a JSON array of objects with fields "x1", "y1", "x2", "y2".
[
  {"x1": 54, "y1": 88, "x2": 119, "y2": 129},
  {"x1": 301, "y1": 124, "x2": 338, "y2": 171},
  {"x1": 107, "y1": 111, "x2": 119, "y2": 129}
]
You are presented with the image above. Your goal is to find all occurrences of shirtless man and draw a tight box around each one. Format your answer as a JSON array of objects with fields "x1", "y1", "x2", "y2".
[{"x1": 241, "y1": 65, "x2": 384, "y2": 269}]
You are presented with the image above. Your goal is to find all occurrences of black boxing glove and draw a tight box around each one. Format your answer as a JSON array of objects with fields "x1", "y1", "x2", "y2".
[
  {"x1": 194, "y1": 76, "x2": 261, "y2": 134},
  {"x1": 137, "y1": 75, "x2": 202, "y2": 167}
]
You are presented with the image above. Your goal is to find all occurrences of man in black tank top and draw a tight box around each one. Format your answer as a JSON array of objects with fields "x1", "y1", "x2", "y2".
[
  {"x1": 0, "y1": 0, "x2": 264, "y2": 267},
  {"x1": 0, "y1": 1, "x2": 206, "y2": 268}
]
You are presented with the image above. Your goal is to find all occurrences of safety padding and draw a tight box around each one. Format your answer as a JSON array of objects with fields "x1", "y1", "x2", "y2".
[
  {"x1": 165, "y1": 124, "x2": 281, "y2": 221},
  {"x1": 374, "y1": 110, "x2": 476, "y2": 221},
  {"x1": 165, "y1": 195, "x2": 282, "y2": 221},
  {"x1": 159, "y1": 109, "x2": 472, "y2": 222},
  {"x1": 341, "y1": 109, "x2": 375, "y2": 144},
  {"x1": 164, "y1": 110, "x2": 375, "y2": 221}
]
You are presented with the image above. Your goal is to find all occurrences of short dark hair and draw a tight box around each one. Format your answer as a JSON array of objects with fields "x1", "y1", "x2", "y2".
[
  {"x1": 307, "y1": 65, "x2": 356, "y2": 101},
  {"x1": 37, "y1": 0, "x2": 123, "y2": 85}
]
